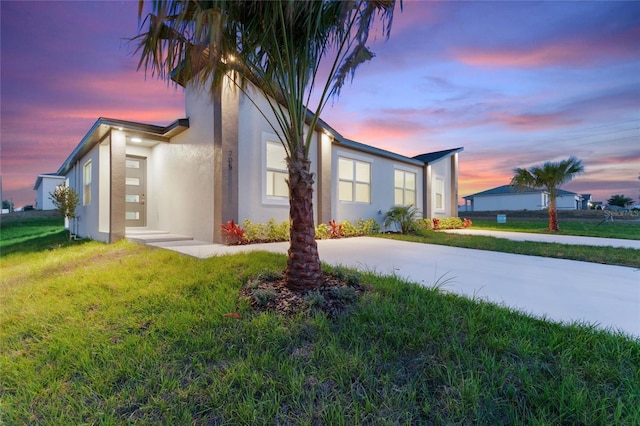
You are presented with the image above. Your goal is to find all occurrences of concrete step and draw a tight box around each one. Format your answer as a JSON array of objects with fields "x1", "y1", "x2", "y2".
[{"x1": 126, "y1": 231, "x2": 194, "y2": 244}]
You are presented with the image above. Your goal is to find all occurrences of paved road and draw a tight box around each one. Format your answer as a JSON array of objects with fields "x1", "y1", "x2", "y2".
[{"x1": 149, "y1": 235, "x2": 640, "y2": 339}]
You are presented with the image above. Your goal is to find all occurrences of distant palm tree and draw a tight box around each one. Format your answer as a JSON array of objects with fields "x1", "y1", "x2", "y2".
[
  {"x1": 511, "y1": 157, "x2": 584, "y2": 232},
  {"x1": 133, "y1": 1, "x2": 399, "y2": 290}
]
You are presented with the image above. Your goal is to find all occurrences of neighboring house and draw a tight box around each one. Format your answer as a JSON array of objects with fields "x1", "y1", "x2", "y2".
[
  {"x1": 55, "y1": 78, "x2": 463, "y2": 243},
  {"x1": 580, "y1": 194, "x2": 592, "y2": 210},
  {"x1": 33, "y1": 174, "x2": 66, "y2": 210},
  {"x1": 463, "y1": 185, "x2": 583, "y2": 212}
]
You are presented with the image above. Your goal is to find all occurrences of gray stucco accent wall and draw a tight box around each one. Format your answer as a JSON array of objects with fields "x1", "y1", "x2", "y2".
[
  {"x1": 109, "y1": 130, "x2": 126, "y2": 242},
  {"x1": 317, "y1": 133, "x2": 332, "y2": 224},
  {"x1": 213, "y1": 81, "x2": 240, "y2": 243}
]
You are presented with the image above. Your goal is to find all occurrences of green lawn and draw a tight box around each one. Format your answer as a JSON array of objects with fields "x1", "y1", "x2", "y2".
[
  {"x1": 1, "y1": 218, "x2": 639, "y2": 424},
  {"x1": 382, "y1": 231, "x2": 640, "y2": 268},
  {"x1": 1, "y1": 213, "x2": 78, "y2": 257},
  {"x1": 470, "y1": 219, "x2": 640, "y2": 240}
]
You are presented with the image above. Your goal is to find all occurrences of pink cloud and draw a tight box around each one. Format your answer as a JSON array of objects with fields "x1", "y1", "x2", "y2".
[
  {"x1": 489, "y1": 112, "x2": 581, "y2": 131},
  {"x1": 454, "y1": 25, "x2": 640, "y2": 68}
]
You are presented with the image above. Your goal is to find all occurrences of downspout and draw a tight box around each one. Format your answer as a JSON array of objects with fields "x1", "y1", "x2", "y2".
[
  {"x1": 423, "y1": 163, "x2": 432, "y2": 219},
  {"x1": 451, "y1": 153, "x2": 459, "y2": 217},
  {"x1": 74, "y1": 159, "x2": 80, "y2": 237}
]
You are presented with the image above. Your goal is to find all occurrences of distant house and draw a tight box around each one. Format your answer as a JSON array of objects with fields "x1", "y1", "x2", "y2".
[
  {"x1": 33, "y1": 174, "x2": 66, "y2": 210},
  {"x1": 53, "y1": 78, "x2": 463, "y2": 243},
  {"x1": 463, "y1": 185, "x2": 583, "y2": 212}
]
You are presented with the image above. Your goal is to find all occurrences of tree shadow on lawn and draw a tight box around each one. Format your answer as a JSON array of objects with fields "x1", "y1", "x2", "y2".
[{"x1": 0, "y1": 230, "x2": 90, "y2": 257}]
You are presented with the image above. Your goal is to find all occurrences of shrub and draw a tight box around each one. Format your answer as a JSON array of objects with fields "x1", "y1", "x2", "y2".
[
  {"x1": 240, "y1": 217, "x2": 380, "y2": 243},
  {"x1": 252, "y1": 289, "x2": 276, "y2": 306},
  {"x1": 315, "y1": 223, "x2": 331, "y2": 239},
  {"x1": 356, "y1": 218, "x2": 380, "y2": 235},
  {"x1": 463, "y1": 218, "x2": 473, "y2": 228},
  {"x1": 341, "y1": 220, "x2": 360, "y2": 237},
  {"x1": 242, "y1": 219, "x2": 265, "y2": 242},
  {"x1": 266, "y1": 218, "x2": 290, "y2": 241},
  {"x1": 241, "y1": 219, "x2": 289, "y2": 243},
  {"x1": 329, "y1": 286, "x2": 358, "y2": 302},
  {"x1": 220, "y1": 220, "x2": 247, "y2": 245},
  {"x1": 437, "y1": 217, "x2": 463, "y2": 229},
  {"x1": 415, "y1": 219, "x2": 432, "y2": 233},
  {"x1": 426, "y1": 217, "x2": 466, "y2": 231},
  {"x1": 328, "y1": 220, "x2": 343, "y2": 239},
  {"x1": 303, "y1": 291, "x2": 325, "y2": 308},
  {"x1": 383, "y1": 205, "x2": 421, "y2": 234}
]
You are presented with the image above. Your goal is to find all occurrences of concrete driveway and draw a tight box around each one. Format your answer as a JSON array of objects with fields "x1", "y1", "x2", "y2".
[{"x1": 149, "y1": 236, "x2": 640, "y2": 339}]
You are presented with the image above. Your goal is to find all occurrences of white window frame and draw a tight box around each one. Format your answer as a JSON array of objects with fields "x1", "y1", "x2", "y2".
[
  {"x1": 434, "y1": 176, "x2": 444, "y2": 211},
  {"x1": 394, "y1": 168, "x2": 417, "y2": 207},
  {"x1": 83, "y1": 160, "x2": 92, "y2": 206},
  {"x1": 338, "y1": 155, "x2": 371, "y2": 203},
  {"x1": 262, "y1": 132, "x2": 289, "y2": 206}
]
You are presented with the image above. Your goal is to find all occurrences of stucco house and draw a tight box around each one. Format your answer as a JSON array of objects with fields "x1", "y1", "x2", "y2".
[
  {"x1": 55, "y1": 78, "x2": 463, "y2": 243},
  {"x1": 33, "y1": 174, "x2": 66, "y2": 210},
  {"x1": 463, "y1": 185, "x2": 583, "y2": 212}
]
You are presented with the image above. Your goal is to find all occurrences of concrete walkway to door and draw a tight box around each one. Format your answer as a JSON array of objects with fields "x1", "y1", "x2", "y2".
[{"x1": 145, "y1": 236, "x2": 640, "y2": 339}]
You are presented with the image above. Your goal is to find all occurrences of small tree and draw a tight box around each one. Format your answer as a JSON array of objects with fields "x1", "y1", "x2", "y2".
[
  {"x1": 49, "y1": 184, "x2": 79, "y2": 240},
  {"x1": 607, "y1": 194, "x2": 633, "y2": 208},
  {"x1": 2, "y1": 199, "x2": 13, "y2": 212}
]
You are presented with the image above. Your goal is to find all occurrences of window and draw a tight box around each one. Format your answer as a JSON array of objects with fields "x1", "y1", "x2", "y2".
[
  {"x1": 266, "y1": 140, "x2": 288, "y2": 198},
  {"x1": 435, "y1": 177, "x2": 444, "y2": 210},
  {"x1": 83, "y1": 160, "x2": 92, "y2": 205},
  {"x1": 338, "y1": 157, "x2": 370, "y2": 203},
  {"x1": 394, "y1": 169, "x2": 416, "y2": 206}
]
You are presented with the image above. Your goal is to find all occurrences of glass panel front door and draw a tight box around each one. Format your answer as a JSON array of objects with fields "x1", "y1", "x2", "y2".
[{"x1": 125, "y1": 156, "x2": 146, "y2": 227}]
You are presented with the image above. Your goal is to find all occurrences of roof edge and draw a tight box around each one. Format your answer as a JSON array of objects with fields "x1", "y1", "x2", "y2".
[{"x1": 56, "y1": 117, "x2": 189, "y2": 176}]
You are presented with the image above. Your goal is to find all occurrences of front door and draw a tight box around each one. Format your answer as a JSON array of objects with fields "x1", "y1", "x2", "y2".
[{"x1": 125, "y1": 156, "x2": 146, "y2": 227}]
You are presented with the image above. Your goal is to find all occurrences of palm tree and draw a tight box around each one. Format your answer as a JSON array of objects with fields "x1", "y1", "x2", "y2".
[
  {"x1": 511, "y1": 156, "x2": 584, "y2": 232},
  {"x1": 133, "y1": 0, "x2": 399, "y2": 290},
  {"x1": 383, "y1": 205, "x2": 421, "y2": 234}
]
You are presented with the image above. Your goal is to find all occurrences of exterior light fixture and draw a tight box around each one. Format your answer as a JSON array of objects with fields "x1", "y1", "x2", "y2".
[{"x1": 131, "y1": 137, "x2": 142, "y2": 143}]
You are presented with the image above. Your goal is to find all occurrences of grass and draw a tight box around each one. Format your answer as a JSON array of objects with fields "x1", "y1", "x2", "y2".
[
  {"x1": 1, "y1": 212, "x2": 82, "y2": 257},
  {"x1": 381, "y1": 231, "x2": 640, "y2": 268},
  {"x1": 1, "y1": 218, "x2": 640, "y2": 424},
  {"x1": 470, "y1": 218, "x2": 640, "y2": 240}
]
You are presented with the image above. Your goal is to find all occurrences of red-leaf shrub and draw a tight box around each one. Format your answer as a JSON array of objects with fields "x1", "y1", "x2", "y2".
[
  {"x1": 328, "y1": 219, "x2": 343, "y2": 239},
  {"x1": 463, "y1": 218, "x2": 473, "y2": 228},
  {"x1": 220, "y1": 220, "x2": 248, "y2": 245}
]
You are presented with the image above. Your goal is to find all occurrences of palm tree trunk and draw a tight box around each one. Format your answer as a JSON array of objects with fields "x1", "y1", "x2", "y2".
[
  {"x1": 548, "y1": 198, "x2": 559, "y2": 232},
  {"x1": 286, "y1": 150, "x2": 321, "y2": 291}
]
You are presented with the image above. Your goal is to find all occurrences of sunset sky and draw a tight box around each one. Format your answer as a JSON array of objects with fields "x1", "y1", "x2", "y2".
[{"x1": 1, "y1": 1, "x2": 639, "y2": 208}]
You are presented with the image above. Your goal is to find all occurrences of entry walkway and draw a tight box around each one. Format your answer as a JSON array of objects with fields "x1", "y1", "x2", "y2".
[{"x1": 145, "y1": 235, "x2": 640, "y2": 339}]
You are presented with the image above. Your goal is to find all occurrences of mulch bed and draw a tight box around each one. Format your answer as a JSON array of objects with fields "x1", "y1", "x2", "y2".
[{"x1": 240, "y1": 273, "x2": 368, "y2": 318}]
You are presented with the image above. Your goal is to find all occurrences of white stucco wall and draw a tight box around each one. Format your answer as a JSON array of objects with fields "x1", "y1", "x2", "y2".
[
  {"x1": 333, "y1": 146, "x2": 424, "y2": 226},
  {"x1": 236, "y1": 87, "x2": 319, "y2": 224},
  {"x1": 68, "y1": 143, "x2": 110, "y2": 242},
  {"x1": 35, "y1": 176, "x2": 65, "y2": 210},
  {"x1": 472, "y1": 193, "x2": 545, "y2": 211},
  {"x1": 150, "y1": 83, "x2": 216, "y2": 241},
  {"x1": 428, "y1": 159, "x2": 453, "y2": 218},
  {"x1": 557, "y1": 194, "x2": 580, "y2": 210}
]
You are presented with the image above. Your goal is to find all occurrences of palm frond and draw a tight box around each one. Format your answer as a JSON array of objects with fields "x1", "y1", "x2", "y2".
[{"x1": 133, "y1": 0, "x2": 399, "y2": 160}]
